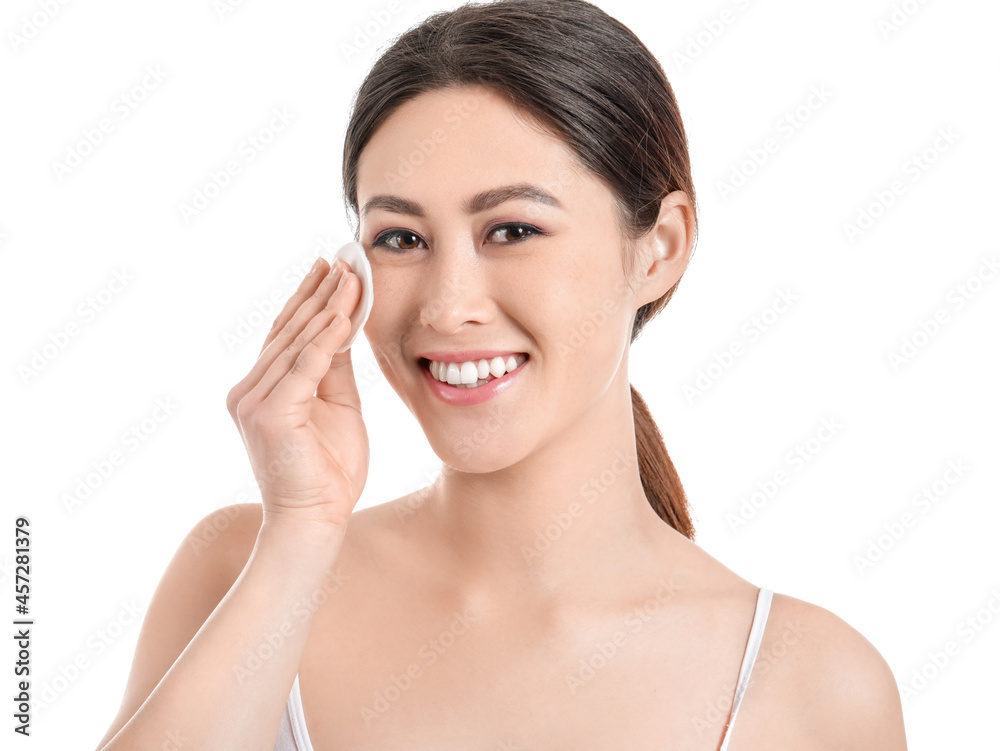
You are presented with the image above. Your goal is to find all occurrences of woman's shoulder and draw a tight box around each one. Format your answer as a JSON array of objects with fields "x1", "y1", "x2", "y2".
[
  {"x1": 665, "y1": 541, "x2": 905, "y2": 746},
  {"x1": 220, "y1": 502, "x2": 906, "y2": 747},
  {"x1": 213, "y1": 495, "x2": 419, "y2": 573},
  {"x1": 211, "y1": 495, "x2": 408, "y2": 539},
  {"x1": 752, "y1": 590, "x2": 906, "y2": 748}
]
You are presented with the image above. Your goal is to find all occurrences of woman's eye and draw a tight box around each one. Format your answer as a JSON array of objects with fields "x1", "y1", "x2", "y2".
[
  {"x1": 371, "y1": 223, "x2": 540, "y2": 252},
  {"x1": 372, "y1": 229, "x2": 426, "y2": 251},
  {"x1": 487, "y1": 223, "x2": 539, "y2": 243}
]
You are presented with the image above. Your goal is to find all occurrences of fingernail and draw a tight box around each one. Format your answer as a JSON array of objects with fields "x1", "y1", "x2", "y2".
[
  {"x1": 336, "y1": 270, "x2": 350, "y2": 290},
  {"x1": 308, "y1": 257, "x2": 322, "y2": 275}
]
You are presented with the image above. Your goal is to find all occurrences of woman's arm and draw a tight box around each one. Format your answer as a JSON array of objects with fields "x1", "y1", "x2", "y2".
[
  {"x1": 94, "y1": 503, "x2": 346, "y2": 751},
  {"x1": 96, "y1": 255, "x2": 366, "y2": 749}
]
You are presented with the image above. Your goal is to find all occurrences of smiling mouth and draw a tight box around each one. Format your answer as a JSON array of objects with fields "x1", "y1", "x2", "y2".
[{"x1": 420, "y1": 354, "x2": 529, "y2": 388}]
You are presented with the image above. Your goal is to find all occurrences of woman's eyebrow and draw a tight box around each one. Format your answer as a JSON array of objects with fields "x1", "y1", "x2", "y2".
[{"x1": 360, "y1": 182, "x2": 564, "y2": 219}]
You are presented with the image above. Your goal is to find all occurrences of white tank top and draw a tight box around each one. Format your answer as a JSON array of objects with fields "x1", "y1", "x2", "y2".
[{"x1": 274, "y1": 587, "x2": 774, "y2": 750}]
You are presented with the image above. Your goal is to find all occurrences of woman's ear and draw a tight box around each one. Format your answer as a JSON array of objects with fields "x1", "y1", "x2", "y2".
[{"x1": 631, "y1": 190, "x2": 695, "y2": 309}]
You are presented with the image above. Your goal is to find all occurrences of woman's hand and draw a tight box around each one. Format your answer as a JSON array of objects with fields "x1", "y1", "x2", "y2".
[{"x1": 226, "y1": 257, "x2": 369, "y2": 532}]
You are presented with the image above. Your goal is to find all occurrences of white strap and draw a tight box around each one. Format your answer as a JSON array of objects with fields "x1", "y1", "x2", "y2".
[
  {"x1": 288, "y1": 673, "x2": 315, "y2": 751},
  {"x1": 719, "y1": 587, "x2": 773, "y2": 750}
]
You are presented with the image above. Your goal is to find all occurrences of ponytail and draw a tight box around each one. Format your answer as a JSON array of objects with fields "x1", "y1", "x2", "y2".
[{"x1": 631, "y1": 385, "x2": 694, "y2": 539}]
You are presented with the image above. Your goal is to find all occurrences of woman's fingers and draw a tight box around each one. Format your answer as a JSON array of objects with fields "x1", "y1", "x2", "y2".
[
  {"x1": 228, "y1": 260, "x2": 347, "y2": 416},
  {"x1": 259, "y1": 259, "x2": 344, "y2": 357},
  {"x1": 228, "y1": 259, "x2": 344, "y2": 422},
  {"x1": 265, "y1": 310, "x2": 355, "y2": 413},
  {"x1": 258, "y1": 258, "x2": 331, "y2": 356},
  {"x1": 248, "y1": 272, "x2": 361, "y2": 406}
]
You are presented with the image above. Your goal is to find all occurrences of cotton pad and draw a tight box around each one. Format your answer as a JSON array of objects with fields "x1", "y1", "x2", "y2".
[{"x1": 331, "y1": 241, "x2": 374, "y2": 353}]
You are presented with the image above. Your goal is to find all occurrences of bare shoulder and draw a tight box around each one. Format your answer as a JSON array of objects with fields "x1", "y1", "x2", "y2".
[
  {"x1": 755, "y1": 592, "x2": 908, "y2": 749},
  {"x1": 228, "y1": 494, "x2": 419, "y2": 572},
  {"x1": 334, "y1": 494, "x2": 426, "y2": 569},
  {"x1": 178, "y1": 500, "x2": 403, "y2": 635},
  {"x1": 219, "y1": 497, "x2": 400, "y2": 551},
  {"x1": 187, "y1": 502, "x2": 264, "y2": 580}
]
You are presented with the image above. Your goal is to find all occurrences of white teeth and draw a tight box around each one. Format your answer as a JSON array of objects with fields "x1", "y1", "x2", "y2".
[
  {"x1": 426, "y1": 354, "x2": 528, "y2": 387},
  {"x1": 460, "y1": 361, "x2": 479, "y2": 384}
]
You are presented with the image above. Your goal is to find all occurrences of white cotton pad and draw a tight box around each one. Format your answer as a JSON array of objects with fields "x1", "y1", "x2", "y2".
[{"x1": 331, "y1": 240, "x2": 374, "y2": 353}]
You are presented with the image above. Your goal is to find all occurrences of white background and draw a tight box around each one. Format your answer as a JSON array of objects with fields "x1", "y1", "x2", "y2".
[{"x1": 2, "y1": 0, "x2": 998, "y2": 748}]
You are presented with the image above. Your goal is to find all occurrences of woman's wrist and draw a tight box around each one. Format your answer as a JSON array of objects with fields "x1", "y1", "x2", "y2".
[{"x1": 257, "y1": 508, "x2": 349, "y2": 557}]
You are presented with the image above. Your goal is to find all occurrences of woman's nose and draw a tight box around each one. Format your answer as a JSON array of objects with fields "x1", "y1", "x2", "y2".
[{"x1": 417, "y1": 240, "x2": 493, "y2": 334}]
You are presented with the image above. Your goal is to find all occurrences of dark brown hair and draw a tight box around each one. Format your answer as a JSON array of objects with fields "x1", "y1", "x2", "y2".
[{"x1": 342, "y1": 0, "x2": 697, "y2": 538}]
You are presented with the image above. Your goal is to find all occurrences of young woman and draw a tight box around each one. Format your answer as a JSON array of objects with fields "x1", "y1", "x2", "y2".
[{"x1": 96, "y1": 1, "x2": 907, "y2": 748}]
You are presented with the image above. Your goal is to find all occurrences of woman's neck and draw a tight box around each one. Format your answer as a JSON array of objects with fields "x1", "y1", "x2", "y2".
[{"x1": 415, "y1": 390, "x2": 689, "y2": 610}]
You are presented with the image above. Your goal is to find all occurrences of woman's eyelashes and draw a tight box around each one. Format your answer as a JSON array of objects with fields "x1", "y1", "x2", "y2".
[
  {"x1": 371, "y1": 223, "x2": 543, "y2": 252},
  {"x1": 372, "y1": 228, "x2": 424, "y2": 251},
  {"x1": 487, "y1": 223, "x2": 540, "y2": 243}
]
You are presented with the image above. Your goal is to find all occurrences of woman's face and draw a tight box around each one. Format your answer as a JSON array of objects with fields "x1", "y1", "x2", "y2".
[{"x1": 356, "y1": 84, "x2": 680, "y2": 471}]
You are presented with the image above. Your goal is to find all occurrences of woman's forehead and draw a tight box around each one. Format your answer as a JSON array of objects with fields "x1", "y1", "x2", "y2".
[
  {"x1": 355, "y1": 113, "x2": 608, "y2": 224},
  {"x1": 357, "y1": 88, "x2": 577, "y2": 185}
]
